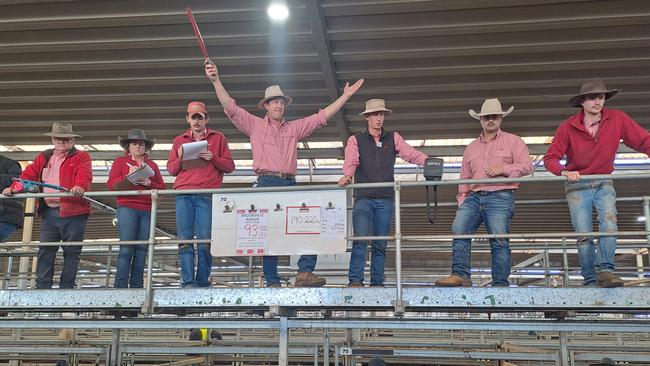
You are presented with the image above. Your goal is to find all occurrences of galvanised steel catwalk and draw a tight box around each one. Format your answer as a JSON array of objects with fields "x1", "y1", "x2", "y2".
[{"x1": 0, "y1": 287, "x2": 648, "y2": 312}]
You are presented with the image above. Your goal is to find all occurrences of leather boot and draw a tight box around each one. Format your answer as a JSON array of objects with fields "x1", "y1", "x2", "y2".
[
  {"x1": 435, "y1": 274, "x2": 472, "y2": 287},
  {"x1": 294, "y1": 272, "x2": 326, "y2": 287}
]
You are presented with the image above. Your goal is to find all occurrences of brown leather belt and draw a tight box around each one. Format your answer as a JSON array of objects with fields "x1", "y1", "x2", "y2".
[{"x1": 257, "y1": 171, "x2": 295, "y2": 179}]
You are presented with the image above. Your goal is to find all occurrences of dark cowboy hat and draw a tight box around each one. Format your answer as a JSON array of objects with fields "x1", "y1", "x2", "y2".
[
  {"x1": 44, "y1": 122, "x2": 81, "y2": 138},
  {"x1": 568, "y1": 79, "x2": 619, "y2": 108},
  {"x1": 118, "y1": 129, "x2": 155, "y2": 150}
]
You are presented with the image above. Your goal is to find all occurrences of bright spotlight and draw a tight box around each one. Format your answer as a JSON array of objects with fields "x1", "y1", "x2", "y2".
[
  {"x1": 268, "y1": 3, "x2": 289, "y2": 21},
  {"x1": 637, "y1": 216, "x2": 646, "y2": 222}
]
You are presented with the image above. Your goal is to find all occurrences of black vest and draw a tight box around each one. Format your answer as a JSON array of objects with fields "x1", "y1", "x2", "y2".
[{"x1": 353, "y1": 130, "x2": 396, "y2": 199}]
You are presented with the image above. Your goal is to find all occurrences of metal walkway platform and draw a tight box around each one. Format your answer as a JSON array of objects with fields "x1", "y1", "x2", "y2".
[{"x1": 1, "y1": 287, "x2": 648, "y2": 312}]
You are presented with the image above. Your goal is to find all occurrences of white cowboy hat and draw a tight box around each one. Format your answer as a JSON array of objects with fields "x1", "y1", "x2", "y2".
[
  {"x1": 469, "y1": 98, "x2": 514, "y2": 120},
  {"x1": 257, "y1": 85, "x2": 293, "y2": 110}
]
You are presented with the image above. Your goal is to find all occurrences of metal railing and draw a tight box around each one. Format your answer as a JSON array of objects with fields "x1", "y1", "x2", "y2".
[{"x1": 1, "y1": 173, "x2": 650, "y2": 313}]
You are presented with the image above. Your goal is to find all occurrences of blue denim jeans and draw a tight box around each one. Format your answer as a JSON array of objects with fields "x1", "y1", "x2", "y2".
[
  {"x1": 114, "y1": 206, "x2": 150, "y2": 288},
  {"x1": 255, "y1": 175, "x2": 317, "y2": 286},
  {"x1": 36, "y1": 206, "x2": 88, "y2": 289},
  {"x1": 348, "y1": 197, "x2": 394, "y2": 286},
  {"x1": 451, "y1": 190, "x2": 514, "y2": 286},
  {"x1": 176, "y1": 195, "x2": 213, "y2": 288},
  {"x1": 0, "y1": 221, "x2": 18, "y2": 242},
  {"x1": 565, "y1": 179, "x2": 617, "y2": 286}
]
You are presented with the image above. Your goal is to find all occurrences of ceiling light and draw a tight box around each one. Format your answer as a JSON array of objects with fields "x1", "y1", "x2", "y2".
[
  {"x1": 267, "y1": 3, "x2": 289, "y2": 21},
  {"x1": 637, "y1": 216, "x2": 646, "y2": 222}
]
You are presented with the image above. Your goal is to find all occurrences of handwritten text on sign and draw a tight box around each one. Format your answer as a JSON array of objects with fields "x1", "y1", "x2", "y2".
[
  {"x1": 235, "y1": 209, "x2": 268, "y2": 255},
  {"x1": 285, "y1": 206, "x2": 321, "y2": 234}
]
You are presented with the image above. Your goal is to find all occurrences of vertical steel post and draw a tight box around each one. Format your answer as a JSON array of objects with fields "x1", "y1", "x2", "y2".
[
  {"x1": 562, "y1": 237, "x2": 570, "y2": 286},
  {"x1": 110, "y1": 327, "x2": 121, "y2": 366},
  {"x1": 248, "y1": 256, "x2": 254, "y2": 287},
  {"x1": 558, "y1": 331, "x2": 569, "y2": 366},
  {"x1": 105, "y1": 245, "x2": 112, "y2": 288},
  {"x1": 643, "y1": 196, "x2": 650, "y2": 263},
  {"x1": 393, "y1": 182, "x2": 404, "y2": 313},
  {"x1": 142, "y1": 190, "x2": 158, "y2": 313},
  {"x1": 323, "y1": 330, "x2": 330, "y2": 366},
  {"x1": 278, "y1": 315, "x2": 289, "y2": 366}
]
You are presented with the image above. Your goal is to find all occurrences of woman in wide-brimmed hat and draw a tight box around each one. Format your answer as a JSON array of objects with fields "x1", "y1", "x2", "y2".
[{"x1": 107, "y1": 129, "x2": 165, "y2": 288}]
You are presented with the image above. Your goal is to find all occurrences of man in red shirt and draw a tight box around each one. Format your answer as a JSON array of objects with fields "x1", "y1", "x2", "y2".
[
  {"x1": 3, "y1": 123, "x2": 92, "y2": 289},
  {"x1": 544, "y1": 79, "x2": 650, "y2": 287},
  {"x1": 167, "y1": 102, "x2": 235, "y2": 288}
]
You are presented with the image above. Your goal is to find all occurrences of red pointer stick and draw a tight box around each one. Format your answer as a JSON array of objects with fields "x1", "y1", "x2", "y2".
[{"x1": 186, "y1": 7, "x2": 210, "y2": 60}]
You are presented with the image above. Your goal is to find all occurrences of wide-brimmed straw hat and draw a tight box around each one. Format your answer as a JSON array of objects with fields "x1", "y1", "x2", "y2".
[
  {"x1": 258, "y1": 85, "x2": 292, "y2": 110},
  {"x1": 359, "y1": 99, "x2": 393, "y2": 116},
  {"x1": 44, "y1": 122, "x2": 81, "y2": 138},
  {"x1": 568, "y1": 79, "x2": 619, "y2": 108},
  {"x1": 469, "y1": 98, "x2": 514, "y2": 120},
  {"x1": 118, "y1": 129, "x2": 155, "y2": 150}
]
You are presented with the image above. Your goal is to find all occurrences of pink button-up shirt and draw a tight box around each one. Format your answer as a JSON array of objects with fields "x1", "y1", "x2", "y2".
[
  {"x1": 42, "y1": 151, "x2": 66, "y2": 207},
  {"x1": 457, "y1": 129, "x2": 532, "y2": 205},
  {"x1": 224, "y1": 99, "x2": 327, "y2": 175},
  {"x1": 342, "y1": 131, "x2": 428, "y2": 176}
]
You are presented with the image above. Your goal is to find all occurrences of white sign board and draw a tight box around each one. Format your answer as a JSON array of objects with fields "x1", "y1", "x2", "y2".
[{"x1": 211, "y1": 189, "x2": 348, "y2": 256}]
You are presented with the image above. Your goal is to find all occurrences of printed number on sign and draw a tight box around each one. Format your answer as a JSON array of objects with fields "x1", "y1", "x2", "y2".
[{"x1": 290, "y1": 215, "x2": 320, "y2": 225}]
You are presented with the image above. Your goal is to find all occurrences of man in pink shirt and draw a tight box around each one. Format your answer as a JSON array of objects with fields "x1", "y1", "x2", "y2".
[
  {"x1": 167, "y1": 101, "x2": 235, "y2": 288},
  {"x1": 338, "y1": 99, "x2": 428, "y2": 287},
  {"x1": 436, "y1": 99, "x2": 532, "y2": 287},
  {"x1": 544, "y1": 79, "x2": 650, "y2": 287},
  {"x1": 204, "y1": 60, "x2": 363, "y2": 287}
]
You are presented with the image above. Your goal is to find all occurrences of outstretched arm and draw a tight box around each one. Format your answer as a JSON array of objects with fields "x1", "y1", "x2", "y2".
[
  {"x1": 324, "y1": 79, "x2": 364, "y2": 120},
  {"x1": 205, "y1": 59, "x2": 234, "y2": 109}
]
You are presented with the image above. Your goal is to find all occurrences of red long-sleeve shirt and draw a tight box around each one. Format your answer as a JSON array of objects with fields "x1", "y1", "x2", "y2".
[
  {"x1": 107, "y1": 153, "x2": 166, "y2": 211},
  {"x1": 15, "y1": 148, "x2": 92, "y2": 217},
  {"x1": 544, "y1": 108, "x2": 650, "y2": 175},
  {"x1": 166, "y1": 128, "x2": 235, "y2": 190}
]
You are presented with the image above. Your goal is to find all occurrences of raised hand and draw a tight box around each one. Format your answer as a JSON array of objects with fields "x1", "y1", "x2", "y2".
[
  {"x1": 343, "y1": 79, "x2": 364, "y2": 97},
  {"x1": 204, "y1": 59, "x2": 219, "y2": 82}
]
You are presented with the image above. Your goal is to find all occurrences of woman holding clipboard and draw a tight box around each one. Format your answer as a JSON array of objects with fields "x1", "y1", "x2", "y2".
[{"x1": 107, "y1": 129, "x2": 165, "y2": 288}]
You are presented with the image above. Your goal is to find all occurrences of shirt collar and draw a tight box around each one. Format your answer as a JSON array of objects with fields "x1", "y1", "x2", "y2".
[{"x1": 478, "y1": 128, "x2": 502, "y2": 143}]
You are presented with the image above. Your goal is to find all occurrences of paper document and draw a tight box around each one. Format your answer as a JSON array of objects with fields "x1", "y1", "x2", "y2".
[
  {"x1": 126, "y1": 164, "x2": 155, "y2": 185},
  {"x1": 181, "y1": 140, "x2": 209, "y2": 170}
]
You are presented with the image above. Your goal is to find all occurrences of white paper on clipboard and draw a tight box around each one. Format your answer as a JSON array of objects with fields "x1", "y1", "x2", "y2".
[{"x1": 235, "y1": 208, "x2": 269, "y2": 255}]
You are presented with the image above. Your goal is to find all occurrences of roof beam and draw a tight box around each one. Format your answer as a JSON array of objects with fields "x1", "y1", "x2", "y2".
[{"x1": 305, "y1": 0, "x2": 349, "y2": 143}]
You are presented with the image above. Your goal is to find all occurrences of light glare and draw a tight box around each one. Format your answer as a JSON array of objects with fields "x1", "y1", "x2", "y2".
[{"x1": 267, "y1": 3, "x2": 289, "y2": 21}]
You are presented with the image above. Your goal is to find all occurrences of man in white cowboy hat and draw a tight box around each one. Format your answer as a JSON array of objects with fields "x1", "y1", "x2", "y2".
[
  {"x1": 3, "y1": 122, "x2": 92, "y2": 289},
  {"x1": 544, "y1": 79, "x2": 650, "y2": 287},
  {"x1": 338, "y1": 99, "x2": 428, "y2": 287},
  {"x1": 436, "y1": 99, "x2": 532, "y2": 287},
  {"x1": 167, "y1": 101, "x2": 235, "y2": 288},
  {"x1": 204, "y1": 60, "x2": 363, "y2": 287}
]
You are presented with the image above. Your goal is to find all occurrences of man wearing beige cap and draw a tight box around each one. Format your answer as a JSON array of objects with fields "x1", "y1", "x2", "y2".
[
  {"x1": 339, "y1": 99, "x2": 428, "y2": 287},
  {"x1": 167, "y1": 101, "x2": 235, "y2": 288},
  {"x1": 3, "y1": 123, "x2": 92, "y2": 289},
  {"x1": 436, "y1": 99, "x2": 532, "y2": 287},
  {"x1": 204, "y1": 60, "x2": 363, "y2": 287},
  {"x1": 544, "y1": 79, "x2": 650, "y2": 287}
]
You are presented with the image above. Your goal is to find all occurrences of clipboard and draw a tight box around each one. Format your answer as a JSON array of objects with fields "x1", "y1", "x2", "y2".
[{"x1": 113, "y1": 164, "x2": 155, "y2": 190}]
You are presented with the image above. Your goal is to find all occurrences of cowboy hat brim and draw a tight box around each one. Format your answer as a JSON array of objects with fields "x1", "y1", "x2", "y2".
[
  {"x1": 358, "y1": 108, "x2": 393, "y2": 117},
  {"x1": 257, "y1": 95, "x2": 293, "y2": 110},
  {"x1": 569, "y1": 89, "x2": 619, "y2": 108},
  {"x1": 118, "y1": 136, "x2": 155, "y2": 150},
  {"x1": 44, "y1": 132, "x2": 81, "y2": 138},
  {"x1": 469, "y1": 106, "x2": 514, "y2": 120}
]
